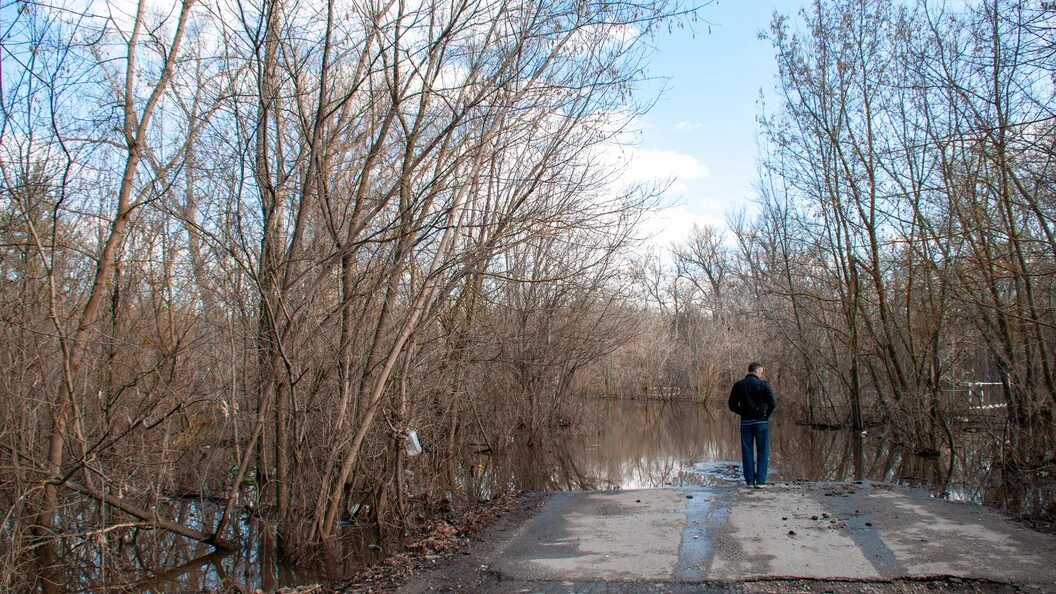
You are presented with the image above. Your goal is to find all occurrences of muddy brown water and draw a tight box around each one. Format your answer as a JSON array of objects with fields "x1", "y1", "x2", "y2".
[{"x1": 49, "y1": 399, "x2": 1053, "y2": 592}]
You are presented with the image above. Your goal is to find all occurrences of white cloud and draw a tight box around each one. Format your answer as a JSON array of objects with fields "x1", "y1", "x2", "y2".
[
  {"x1": 590, "y1": 121, "x2": 719, "y2": 249},
  {"x1": 674, "y1": 121, "x2": 702, "y2": 132},
  {"x1": 620, "y1": 147, "x2": 710, "y2": 193},
  {"x1": 637, "y1": 204, "x2": 726, "y2": 249}
]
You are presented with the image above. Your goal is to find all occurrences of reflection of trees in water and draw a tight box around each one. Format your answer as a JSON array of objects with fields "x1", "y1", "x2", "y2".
[
  {"x1": 473, "y1": 401, "x2": 1053, "y2": 522},
  {"x1": 446, "y1": 401, "x2": 1054, "y2": 518},
  {"x1": 770, "y1": 416, "x2": 1052, "y2": 522},
  {"x1": 36, "y1": 496, "x2": 335, "y2": 591}
]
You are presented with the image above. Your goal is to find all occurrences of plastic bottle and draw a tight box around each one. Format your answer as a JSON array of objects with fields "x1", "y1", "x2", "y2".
[{"x1": 405, "y1": 429, "x2": 423, "y2": 456}]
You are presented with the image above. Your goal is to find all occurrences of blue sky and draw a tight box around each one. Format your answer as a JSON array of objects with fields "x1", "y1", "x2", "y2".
[{"x1": 632, "y1": 1, "x2": 809, "y2": 246}]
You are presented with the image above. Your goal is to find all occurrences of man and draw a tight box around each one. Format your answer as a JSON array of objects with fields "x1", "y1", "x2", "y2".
[{"x1": 728, "y1": 362, "x2": 777, "y2": 488}]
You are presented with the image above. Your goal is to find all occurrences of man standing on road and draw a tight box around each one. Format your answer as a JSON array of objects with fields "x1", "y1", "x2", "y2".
[{"x1": 728, "y1": 362, "x2": 777, "y2": 488}]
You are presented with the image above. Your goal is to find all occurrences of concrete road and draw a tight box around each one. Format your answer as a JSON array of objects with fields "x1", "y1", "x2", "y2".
[{"x1": 480, "y1": 482, "x2": 1056, "y2": 588}]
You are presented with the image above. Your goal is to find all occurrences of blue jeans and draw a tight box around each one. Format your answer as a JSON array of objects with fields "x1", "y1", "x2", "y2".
[{"x1": 740, "y1": 420, "x2": 769, "y2": 485}]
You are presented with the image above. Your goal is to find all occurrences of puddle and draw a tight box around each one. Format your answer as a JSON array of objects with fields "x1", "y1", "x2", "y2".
[{"x1": 685, "y1": 461, "x2": 744, "y2": 484}]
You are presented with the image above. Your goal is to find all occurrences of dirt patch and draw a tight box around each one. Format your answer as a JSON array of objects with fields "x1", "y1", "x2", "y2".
[{"x1": 319, "y1": 491, "x2": 543, "y2": 594}]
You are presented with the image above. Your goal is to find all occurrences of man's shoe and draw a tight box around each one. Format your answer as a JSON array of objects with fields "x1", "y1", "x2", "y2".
[{"x1": 753, "y1": 483, "x2": 766, "y2": 489}]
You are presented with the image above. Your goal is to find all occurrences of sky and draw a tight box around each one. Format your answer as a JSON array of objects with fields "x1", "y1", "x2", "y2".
[{"x1": 631, "y1": 1, "x2": 809, "y2": 247}]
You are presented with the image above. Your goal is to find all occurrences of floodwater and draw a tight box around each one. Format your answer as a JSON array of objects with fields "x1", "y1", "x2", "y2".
[
  {"x1": 452, "y1": 399, "x2": 1046, "y2": 510},
  {"x1": 53, "y1": 399, "x2": 1052, "y2": 592}
]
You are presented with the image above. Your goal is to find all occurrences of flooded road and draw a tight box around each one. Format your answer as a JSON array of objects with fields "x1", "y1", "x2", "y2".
[
  {"x1": 72, "y1": 399, "x2": 1052, "y2": 592},
  {"x1": 451, "y1": 399, "x2": 1023, "y2": 505}
]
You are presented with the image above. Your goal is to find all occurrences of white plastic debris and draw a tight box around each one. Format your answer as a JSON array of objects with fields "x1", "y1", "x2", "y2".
[{"x1": 405, "y1": 429, "x2": 423, "y2": 456}]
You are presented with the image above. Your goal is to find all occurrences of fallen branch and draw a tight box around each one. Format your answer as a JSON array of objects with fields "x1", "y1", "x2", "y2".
[
  {"x1": 61, "y1": 479, "x2": 237, "y2": 549},
  {"x1": 3, "y1": 443, "x2": 237, "y2": 550}
]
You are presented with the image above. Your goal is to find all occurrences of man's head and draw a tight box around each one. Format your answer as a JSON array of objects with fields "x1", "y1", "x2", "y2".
[{"x1": 748, "y1": 362, "x2": 764, "y2": 377}]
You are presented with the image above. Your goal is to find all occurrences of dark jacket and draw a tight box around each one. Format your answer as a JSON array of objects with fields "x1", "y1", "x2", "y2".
[{"x1": 728, "y1": 373, "x2": 777, "y2": 421}]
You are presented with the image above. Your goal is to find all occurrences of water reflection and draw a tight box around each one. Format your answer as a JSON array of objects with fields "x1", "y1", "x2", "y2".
[
  {"x1": 450, "y1": 400, "x2": 1054, "y2": 523},
  {"x1": 37, "y1": 496, "x2": 335, "y2": 593}
]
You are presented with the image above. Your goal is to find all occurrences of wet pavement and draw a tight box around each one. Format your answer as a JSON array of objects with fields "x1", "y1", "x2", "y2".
[{"x1": 399, "y1": 481, "x2": 1056, "y2": 592}]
